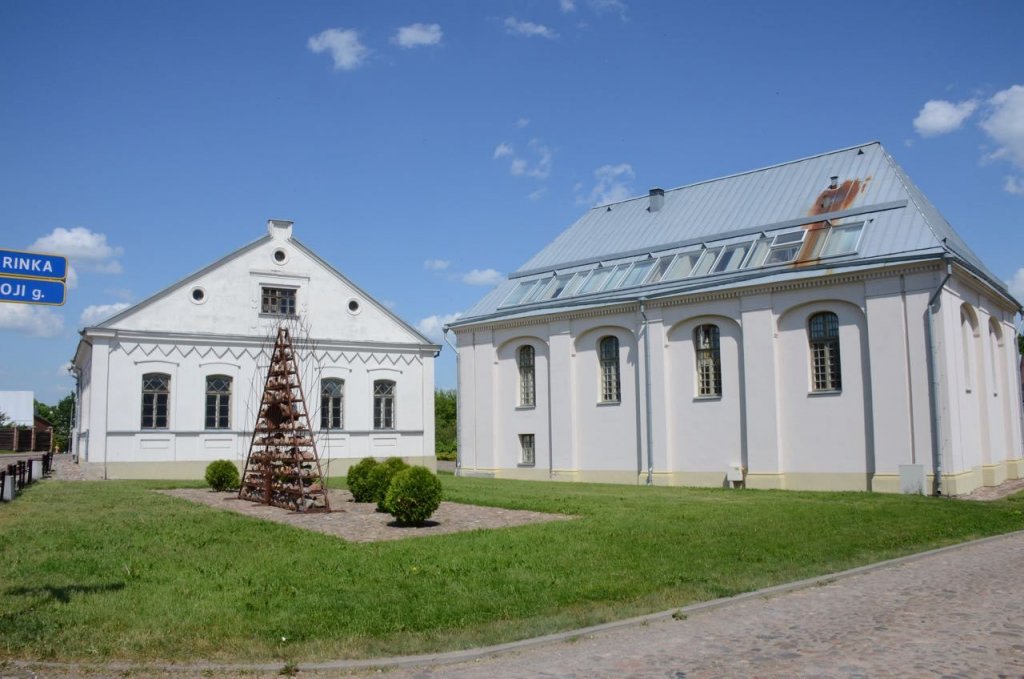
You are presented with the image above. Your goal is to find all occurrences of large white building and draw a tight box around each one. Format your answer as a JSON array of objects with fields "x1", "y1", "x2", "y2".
[
  {"x1": 450, "y1": 143, "x2": 1023, "y2": 495},
  {"x1": 71, "y1": 220, "x2": 439, "y2": 479}
]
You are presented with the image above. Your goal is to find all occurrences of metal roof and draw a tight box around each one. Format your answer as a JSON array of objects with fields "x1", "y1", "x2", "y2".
[{"x1": 453, "y1": 142, "x2": 1015, "y2": 326}]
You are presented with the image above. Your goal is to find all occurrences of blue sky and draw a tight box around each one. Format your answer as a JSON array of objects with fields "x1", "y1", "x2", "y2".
[{"x1": 1, "y1": 0, "x2": 1022, "y2": 404}]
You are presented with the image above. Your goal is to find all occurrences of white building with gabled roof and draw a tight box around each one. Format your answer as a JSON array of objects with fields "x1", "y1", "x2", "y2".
[
  {"x1": 449, "y1": 142, "x2": 1023, "y2": 495},
  {"x1": 71, "y1": 219, "x2": 440, "y2": 479}
]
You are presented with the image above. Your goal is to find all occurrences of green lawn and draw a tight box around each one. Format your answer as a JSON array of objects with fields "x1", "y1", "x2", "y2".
[{"x1": 1, "y1": 476, "x2": 1022, "y2": 663}]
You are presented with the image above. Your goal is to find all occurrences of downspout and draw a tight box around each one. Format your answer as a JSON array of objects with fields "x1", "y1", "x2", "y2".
[
  {"x1": 927, "y1": 259, "x2": 953, "y2": 496},
  {"x1": 442, "y1": 327, "x2": 460, "y2": 474},
  {"x1": 639, "y1": 299, "x2": 654, "y2": 486}
]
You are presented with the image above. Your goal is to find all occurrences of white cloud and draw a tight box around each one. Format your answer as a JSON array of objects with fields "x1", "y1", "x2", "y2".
[
  {"x1": 392, "y1": 23, "x2": 443, "y2": 48},
  {"x1": 415, "y1": 312, "x2": 462, "y2": 342},
  {"x1": 0, "y1": 304, "x2": 63, "y2": 337},
  {"x1": 493, "y1": 143, "x2": 514, "y2": 159},
  {"x1": 80, "y1": 303, "x2": 131, "y2": 326},
  {"x1": 980, "y1": 84, "x2": 1024, "y2": 169},
  {"x1": 560, "y1": 0, "x2": 576, "y2": 11},
  {"x1": 1008, "y1": 268, "x2": 1024, "y2": 301},
  {"x1": 29, "y1": 227, "x2": 124, "y2": 273},
  {"x1": 65, "y1": 266, "x2": 79, "y2": 290},
  {"x1": 1005, "y1": 176, "x2": 1024, "y2": 195},
  {"x1": 57, "y1": 361, "x2": 73, "y2": 377},
  {"x1": 588, "y1": 0, "x2": 628, "y2": 17},
  {"x1": 423, "y1": 259, "x2": 450, "y2": 271},
  {"x1": 381, "y1": 299, "x2": 397, "y2": 310},
  {"x1": 461, "y1": 269, "x2": 504, "y2": 286},
  {"x1": 580, "y1": 163, "x2": 636, "y2": 205},
  {"x1": 505, "y1": 17, "x2": 558, "y2": 39},
  {"x1": 308, "y1": 28, "x2": 370, "y2": 71},
  {"x1": 516, "y1": 117, "x2": 530, "y2": 128},
  {"x1": 510, "y1": 158, "x2": 527, "y2": 175},
  {"x1": 913, "y1": 99, "x2": 978, "y2": 137},
  {"x1": 529, "y1": 187, "x2": 548, "y2": 201}
]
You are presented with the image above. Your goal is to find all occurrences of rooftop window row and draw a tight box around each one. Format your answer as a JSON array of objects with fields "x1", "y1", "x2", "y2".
[{"x1": 500, "y1": 221, "x2": 864, "y2": 308}]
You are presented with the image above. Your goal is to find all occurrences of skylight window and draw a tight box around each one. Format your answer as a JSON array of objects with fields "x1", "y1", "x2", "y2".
[
  {"x1": 763, "y1": 231, "x2": 805, "y2": 265},
  {"x1": 537, "y1": 273, "x2": 575, "y2": 301},
  {"x1": 602, "y1": 263, "x2": 632, "y2": 291},
  {"x1": 691, "y1": 247, "x2": 723, "y2": 277},
  {"x1": 645, "y1": 255, "x2": 675, "y2": 284},
  {"x1": 520, "y1": 276, "x2": 552, "y2": 304},
  {"x1": 712, "y1": 243, "x2": 752, "y2": 274},
  {"x1": 661, "y1": 251, "x2": 700, "y2": 281},
  {"x1": 502, "y1": 280, "x2": 539, "y2": 306},
  {"x1": 559, "y1": 272, "x2": 587, "y2": 298},
  {"x1": 743, "y1": 237, "x2": 771, "y2": 269},
  {"x1": 820, "y1": 222, "x2": 864, "y2": 257},
  {"x1": 578, "y1": 267, "x2": 613, "y2": 294},
  {"x1": 619, "y1": 260, "x2": 656, "y2": 289}
]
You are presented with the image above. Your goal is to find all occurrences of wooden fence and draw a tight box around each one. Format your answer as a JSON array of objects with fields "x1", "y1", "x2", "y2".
[{"x1": 0, "y1": 427, "x2": 53, "y2": 453}]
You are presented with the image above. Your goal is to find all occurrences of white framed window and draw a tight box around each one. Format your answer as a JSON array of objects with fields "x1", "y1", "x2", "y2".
[
  {"x1": 141, "y1": 373, "x2": 170, "y2": 429},
  {"x1": 809, "y1": 312, "x2": 841, "y2": 392},
  {"x1": 694, "y1": 325, "x2": 722, "y2": 397},
  {"x1": 711, "y1": 243, "x2": 751, "y2": 274},
  {"x1": 518, "y1": 345, "x2": 536, "y2": 407},
  {"x1": 661, "y1": 251, "x2": 700, "y2": 281},
  {"x1": 820, "y1": 222, "x2": 864, "y2": 257},
  {"x1": 763, "y1": 231, "x2": 805, "y2": 265},
  {"x1": 691, "y1": 247, "x2": 723, "y2": 277},
  {"x1": 373, "y1": 380, "x2": 396, "y2": 430},
  {"x1": 261, "y1": 286, "x2": 296, "y2": 315},
  {"x1": 599, "y1": 336, "x2": 621, "y2": 402},
  {"x1": 619, "y1": 260, "x2": 656, "y2": 289},
  {"x1": 321, "y1": 378, "x2": 344, "y2": 429},
  {"x1": 537, "y1": 274, "x2": 575, "y2": 301},
  {"x1": 204, "y1": 375, "x2": 231, "y2": 429},
  {"x1": 519, "y1": 433, "x2": 535, "y2": 466},
  {"x1": 502, "y1": 280, "x2": 539, "y2": 307}
]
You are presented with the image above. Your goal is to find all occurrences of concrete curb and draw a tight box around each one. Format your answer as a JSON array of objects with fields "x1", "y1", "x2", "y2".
[{"x1": 14, "y1": 529, "x2": 1024, "y2": 676}]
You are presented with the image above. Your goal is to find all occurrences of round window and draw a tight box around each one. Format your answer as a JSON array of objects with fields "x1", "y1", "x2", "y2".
[
  {"x1": 273, "y1": 248, "x2": 287, "y2": 264},
  {"x1": 347, "y1": 299, "x2": 360, "y2": 314},
  {"x1": 190, "y1": 287, "x2": 206, "y2": 304}
]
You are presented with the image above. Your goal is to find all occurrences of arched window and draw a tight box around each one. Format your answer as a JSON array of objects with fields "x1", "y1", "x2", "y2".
[
  {"x1": 599, "y1": 336, "x2": 621, "y2": 402},
  {"x1": 518, "y1": 345, "x2": 536, "y2": 407},
  {"x1": 373, "y1": 380, "x2": 396, "y2": 430},
  {"x1": 988, "y1": 319, "x2": 1003, "y2": 397},
  {"x1": 809, "y1": 312, "x2": 841, "y2": 392},
  {"x1": 960, "y1": 306, "x2": 977, "y2": 392},
  {"x1": 141, "y1": 373, "x2": 170, "y2": 429},
  {"x1": 694, "y1": 324, "x2": 722, "y2": 397},
  {"x1": 204, "y1": 375, "x2": 231, "y2": 429},
  {"x1": 321, "y1": 378, "x2": 344, "y2": 430}
]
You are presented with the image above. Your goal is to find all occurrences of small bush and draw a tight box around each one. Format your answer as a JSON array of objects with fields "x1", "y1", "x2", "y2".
[
  {"x1": 205, "y1": 460, "x2": 240, "y2": 492},
  {"x1": 385, "y1": 466, "x2": 443, "y2": 525},
  {"x1": 346, "y1": 457, "x2": 379, "y2": 503},
  {"x1": 367, "y1": 457, "x2": 410, "y2": 511}
]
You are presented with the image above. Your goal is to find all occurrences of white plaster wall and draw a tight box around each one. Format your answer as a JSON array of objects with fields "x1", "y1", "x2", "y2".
[{"x1": 495, "y1": 336, "x2": 550, "y2": 469}]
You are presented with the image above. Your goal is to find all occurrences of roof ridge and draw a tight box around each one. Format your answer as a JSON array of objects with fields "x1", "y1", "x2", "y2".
[{"x1": 592, "y1": 141, "x2": 881, "y2": 209}]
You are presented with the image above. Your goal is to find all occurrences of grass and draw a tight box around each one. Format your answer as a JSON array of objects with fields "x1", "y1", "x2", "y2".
[{"x1": 1, "y1": 476, "x2": 1022, "y2": 664}]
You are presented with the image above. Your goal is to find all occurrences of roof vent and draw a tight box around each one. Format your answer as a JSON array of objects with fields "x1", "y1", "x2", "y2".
[
  {"x1": 828, "y1": 176, "x2": 839, "y2": 189},
  {"x1": 648, "y1": 187, "x2": 665, "y2": 212}
]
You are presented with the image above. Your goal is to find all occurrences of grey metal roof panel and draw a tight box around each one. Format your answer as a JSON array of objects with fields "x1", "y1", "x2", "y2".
[{"x1": 454, "y1": 142, "x2": 1011, "y2": 326}]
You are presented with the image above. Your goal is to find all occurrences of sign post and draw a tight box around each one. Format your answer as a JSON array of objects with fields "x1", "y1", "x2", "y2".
[{"x1": 0, "y1": 248, "x2": 68, "y2": 307}]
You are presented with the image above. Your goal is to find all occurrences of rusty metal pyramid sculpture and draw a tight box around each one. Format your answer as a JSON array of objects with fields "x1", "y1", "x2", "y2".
[{"x1": 239, "y1": 326, "x2": 330, "y2": 512}]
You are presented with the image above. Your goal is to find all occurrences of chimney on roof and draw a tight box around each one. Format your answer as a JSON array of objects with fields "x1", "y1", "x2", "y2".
[
  {"x1": 829, "y1": 176, "x2": 839, "y2": 189},
  {"x1": 267, "y1": 219, "x2": 294, "y2": 240},
  {"x1": 648, "y1": 187, "x2": 665, "y2": 213}
]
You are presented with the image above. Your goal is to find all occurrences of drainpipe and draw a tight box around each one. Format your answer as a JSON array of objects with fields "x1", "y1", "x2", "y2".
[
  {"x1": 442, "y1": 326, "x2": 460, "y2": 474},
  {"x1": 926, "y1": 259, "x2": 953, "y2": 496},
  {"x1": 639, "y1": 298, "x2": 654, "y2": 486}
]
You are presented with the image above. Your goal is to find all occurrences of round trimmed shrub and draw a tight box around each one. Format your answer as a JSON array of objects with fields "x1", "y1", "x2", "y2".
[
  {"x1": 368, "y1": 457, "x2": 410, "y2": 511},
  {"x1": 205, "y1": 459, "x2": 240, "y2": 492},
  {"x1": 346, "y1": 457, "x2": 379, "y2": 503},
  {"x1": 385, "y1": 466, "x2": 443, "y2": 525}
]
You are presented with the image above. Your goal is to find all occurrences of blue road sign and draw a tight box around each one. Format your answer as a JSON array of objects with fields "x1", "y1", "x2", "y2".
[
  {"x1": 0, "y1": 275, "x2": 66, "y2": 306},
  {"x1": 0, "y1": 248, "x2": 68, "y2": 281}
]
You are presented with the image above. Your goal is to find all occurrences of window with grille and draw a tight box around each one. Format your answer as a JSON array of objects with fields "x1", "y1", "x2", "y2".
[
  {"x1": 809, "y1": 312, "x2": 841, "y2": 392},
  {"x1": 373, "y1": 380, "x2": 396, "y2": 430},
  {"x1": 321, "y1": 378, "x2": 344, "y2": 429},
  {"x1": 519, "y1": 433, "x2": 535, "y2": 466},
  {"x1": 205, "y1": 375, "x2": 231, "y2": 429},
  {"x1": 518, "y1": 345, "x2": 536, "y2": 407},
  {"x1": 599, "y1": 336, "x2": 621, "y2": 402},
  {"x1": 141, "y1": 373, "x2": 170, "y2": 429},
  {"x1": 261, "y1": 286, "x2": 296, "y2": 315},
  {"x1": 694, "y1": 325, "x2": 722, "y2": 397}
]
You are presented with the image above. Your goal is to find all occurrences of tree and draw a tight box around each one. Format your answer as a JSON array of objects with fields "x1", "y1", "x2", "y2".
[
  {"x1": 0, "y1": 410, "x2": 8, "y2": 428},
  {"x1": 434, "y1": 388, "x2": 457, "y2": 460},
  {"x1": 36, "y1": 393, "x2": 74, "y2": 451}
]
